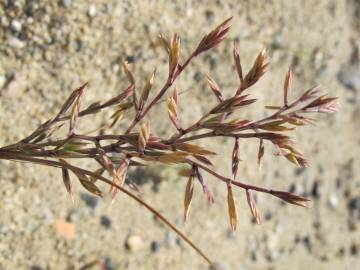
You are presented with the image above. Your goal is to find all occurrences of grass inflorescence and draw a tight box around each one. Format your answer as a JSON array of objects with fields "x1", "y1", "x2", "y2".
[{"x1": 0, "y1": 17, "x2": 337, "y2": 269}]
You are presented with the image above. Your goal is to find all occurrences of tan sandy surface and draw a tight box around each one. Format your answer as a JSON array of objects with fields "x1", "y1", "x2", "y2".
[{"x1": 0, "y1": 0, "x2": 359, "y2": 269}]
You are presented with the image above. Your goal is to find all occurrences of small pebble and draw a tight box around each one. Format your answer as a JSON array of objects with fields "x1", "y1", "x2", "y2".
[
  {"x1": 112, "y1": 64, "x2": 120, "y2": 73},
  {"x1": 193, "y1": 71, "x2": 203, "y2": 82},
  {"x1": 62, "y1": 0, "x2": 72, "y2": 8},
  {"x1": 76, "y1": 39, "x2": 84, "y2": 52},
  {"x1": 10, "y1": 20, "x2": 22, "y2": 32},
  {"x1": 311, "y1": 181, "x2": 321, "y2": 199},
  {"x1": 335, "y1": 177, "x2": 342, "y2": 188},
  {"x1": 338, "y1": 65, "x2": 360, "y2": 91},
  {"x1": 350, "y1": 242, "x2": 358, "y2": 256},
  {"x1": 150, "y1": 241, "x2": 160, "y2": 253},
  {"x1": 80, "y1": 193, "x2": 98, "y2": 210},
  {"x1": 264, "y1": 211, "x2": 272, "y2": 221},
  {"x1": 302, "y1": 235, "x2": 312, "y2": 252},
  {"x1": 103, "y1": 257, "x2": 114, "y2": 270},
  {"x1": 175, "y1": 237, "x2": 182, "y2": 247},
  {"x1": 204, "y1": 10, "x2": 215, "y2": 23},
  {"x1": 313, "y1": 220, "x2": 321, "y2": 230},
  {"x1": 1, "y1": 73, "x2": 25, "y2": 98},
  {"x1": 1, "y1": 16, "x2": 9, "y2": 27},
  {"x1": 204, "y1": 54, "x2": 218, "y2": 70},
  {"x1": 328, "y1": 194, "x2": 339, "y2": 209},
  {"x1": 125, "y1": 235, "x2": 143, "y2": 252},
  {"x1": 31, "y1": 266, "x2": 43, "y2": 270},
  {"x1": 100, "y1": 215, "x2": 111, "y2": 229},
  {"x1": 26, "y1": 17, "x2": 34, "y2": 24},
  {"x1": 294, "y1": 167, "x2": 305, "y2": 176},
  {"x1": 348, "y1": 196, "x2": 360, "y2": 219},
  {"x1": 8, "y1": 37, "x2": 26, "y2": 48},
  {"x1": 88, "y1": 5, "x2": 97, "y2": 17},
  {"x1": 320, "y1": 255, "x2": 330, "y2": 261},
  {"x1": 289, "y1": 183, "x2": 304, "y2": 195},
  {"x1": 251, "y1": 250, "x2": 257, "y2": 261},
  {"x1": 336, "y1": 247, "x2": 345, "y2": 257},
  {"x1": 126, "y1": 55, "x2": 135, "y2": 63}
]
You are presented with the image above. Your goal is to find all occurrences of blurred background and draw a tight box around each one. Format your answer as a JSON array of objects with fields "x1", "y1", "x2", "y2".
[{"x1": 0, "y1": 0, "x2": 359, "y2": 269}]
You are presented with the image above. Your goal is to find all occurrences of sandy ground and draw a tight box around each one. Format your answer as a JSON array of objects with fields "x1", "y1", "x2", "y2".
[{"x1": 0, "y1": 0, "x2": 359, "y2": 269}]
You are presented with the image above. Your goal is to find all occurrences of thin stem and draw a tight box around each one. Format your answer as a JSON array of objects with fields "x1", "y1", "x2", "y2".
[
  {"x1": 187, "y1": 159, "x2": 273, "y2": 194},
  {"x1": 167, "y1": 111, "x2": 211, "y2": 144},
  {"x1": 0, "y1": 152, "x2": 218, "y2": 270},
  {"x1": 172, "y1": 131, "x2": 276, "y2": 144}
]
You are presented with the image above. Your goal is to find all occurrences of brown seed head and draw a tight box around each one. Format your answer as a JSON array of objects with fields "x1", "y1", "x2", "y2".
[
  {"x1": 227, "y1": 183, "x2": 238, "y2": 231},
  {"x1": 206, "y1": 75, "x2": 223, "y2": 102},
  {"x1": 271, "y1": 190, "x2": 310, "y2": 207},
  {"x1": 195, "y1": 17, "x2": 233, "y2": 55},
  {"x1": 241, "y1": 48, "x2": 269, "y2": 90},
  {"x1": 233, "y1": 42, "x2": 243, "y2": 82},
  {"x1": 138, "y1": 122, "x2": 150, "y2": 153},
  {"x1": 284, "y1": 68, "x2": 292, "y2": 107},
  {"x1": 246, "y1": 190, "x2": 261, "y2": 224},
  {"x1": 123, "y1": 61, "x2": 135, "y2": 85},
  {"x1": 139, "y1": 71, "x2": 156, "y2": 111},
  {"x1": 184, "y1": 173, "x2": 195, "y2": 222},
  {"x1": 169, "y1": 34, "x2": 180, "y2": 78},
  {"x1": 231, "y1": 138, "x2": 240, "y2": 179}
]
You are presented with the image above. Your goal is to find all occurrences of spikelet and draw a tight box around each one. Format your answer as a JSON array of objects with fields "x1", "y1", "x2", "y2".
[
  {"x1": 169, "y1": 34, "x2": 180, "y2": 78},
  {"x1": 240, "y1": 48, "x2": 269, "y2": 91},
  {"x1": 231, "y1": 138, "x2": 240, "y2": 179},
  {"x1": 61, "y1": 168, "x2": 74, "y2": 203},
  {"x1": 138, "y1": 122, "x2": 150, "y2": 153},
  {"x1": 206, "y1": 75, "x2": 223, "y2": 102},
  {"x1": 195, "y1": 17, "x2": 232, "y2": 55},
  {"x1": 167, "y1": 88, "x2": 181, "y2": 130},
  {"x1": 138, "y1": 71, "x2": 156, "y2": 111},
  {"x1": 246, "y1": 190, "x2": 261, "y2": 224},
  {"x1": 183, "y1": 173, "x2": 194, "y2": 222},
  {"x1": 227, "y1": 183, "x2": 238, "y2": 231},
  {"x1": 233, "y1": 42, "x2": 243, "y2": 83},
  {"x1": 284, "y1": 68, "x2": 292, "y2": 107}
]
